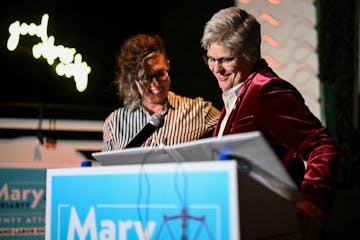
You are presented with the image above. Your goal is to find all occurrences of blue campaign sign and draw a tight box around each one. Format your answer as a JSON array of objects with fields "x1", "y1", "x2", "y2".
[
  {"x1": 0, "y1": 168, "x2": 46, "y2": 239},
  {"x1": 46, "y1": 161, "x2": 239, "y2": 240}
]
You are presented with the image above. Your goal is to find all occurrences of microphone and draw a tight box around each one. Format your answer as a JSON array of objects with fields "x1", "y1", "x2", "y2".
[{"x1": 124, "y1": 114, "x2": 164, "y2": 149}]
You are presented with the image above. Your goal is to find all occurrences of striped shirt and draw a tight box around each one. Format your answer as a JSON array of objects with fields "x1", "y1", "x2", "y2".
[{"x1": 102, "y1": 91, "x2": 220, "y2": 151}]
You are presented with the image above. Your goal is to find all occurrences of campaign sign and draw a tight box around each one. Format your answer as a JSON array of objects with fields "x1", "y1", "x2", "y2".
[
  {"x1": 46, "y1": 160, "x2": 239, "y2": 240},
  {"x1": 0, "y1": 168, "x2": 46, "y2": 239}
]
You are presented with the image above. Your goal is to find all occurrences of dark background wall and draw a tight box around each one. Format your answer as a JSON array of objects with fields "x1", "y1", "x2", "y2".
[
  {"x1": 0, "y1": 0, "x2": 233, "y2": 120},
  {"x1": 317, "y1": 0, "x2": 360, "y2": 188},
  {"x1": 316, "y1": 0, "x2": 360, "y2": 239}
]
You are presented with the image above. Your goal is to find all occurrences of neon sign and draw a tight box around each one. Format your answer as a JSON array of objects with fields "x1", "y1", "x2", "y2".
[{"x1": 7, "y1": 14, "x2": 91, "y2": 92}]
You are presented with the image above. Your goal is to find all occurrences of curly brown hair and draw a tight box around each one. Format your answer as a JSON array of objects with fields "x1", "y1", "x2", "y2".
[{"x1": 114, "y1": 34, "x2": 169, "y2": 110}]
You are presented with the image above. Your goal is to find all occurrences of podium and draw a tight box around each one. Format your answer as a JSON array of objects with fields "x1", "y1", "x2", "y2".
[{"x1": 45, "y1": 131, "x2": 303, "y2": 239}]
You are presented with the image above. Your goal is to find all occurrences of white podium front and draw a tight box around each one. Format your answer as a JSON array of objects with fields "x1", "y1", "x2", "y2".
[{"x1": 46, "y1": 131, "x2": 303, "y2": 239}]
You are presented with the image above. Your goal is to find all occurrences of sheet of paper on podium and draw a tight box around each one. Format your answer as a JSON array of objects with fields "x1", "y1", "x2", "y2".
[{"x1": 93, "y1": 131, "x2": 301, "y2": 203}]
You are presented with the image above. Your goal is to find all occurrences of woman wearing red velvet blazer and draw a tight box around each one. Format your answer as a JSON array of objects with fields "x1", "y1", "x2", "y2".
[{"x1": 201, "y1": 7, "x2": 340, "y2": 240}]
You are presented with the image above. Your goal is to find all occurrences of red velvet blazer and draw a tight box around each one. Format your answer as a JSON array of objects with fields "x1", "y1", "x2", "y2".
[{"x1": 213, "y1": 59, "x2": 340, "y2": 213}]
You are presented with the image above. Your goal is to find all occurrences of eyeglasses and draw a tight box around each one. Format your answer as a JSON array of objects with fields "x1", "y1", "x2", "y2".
[
  {"x1": 139, "y1": 69, "x2": 169, "y2": 85},
  {"x1": 202, "y1": 54, "x2": 238, "y2": 67}
]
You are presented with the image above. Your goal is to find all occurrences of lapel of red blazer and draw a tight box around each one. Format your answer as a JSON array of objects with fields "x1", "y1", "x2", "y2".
[
  {"x1": 213, "y1": 79, "x2": 252, "y2": 136},
  {"x1": 213, "y1": 59, "x2": 266, "y2": 136}
]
